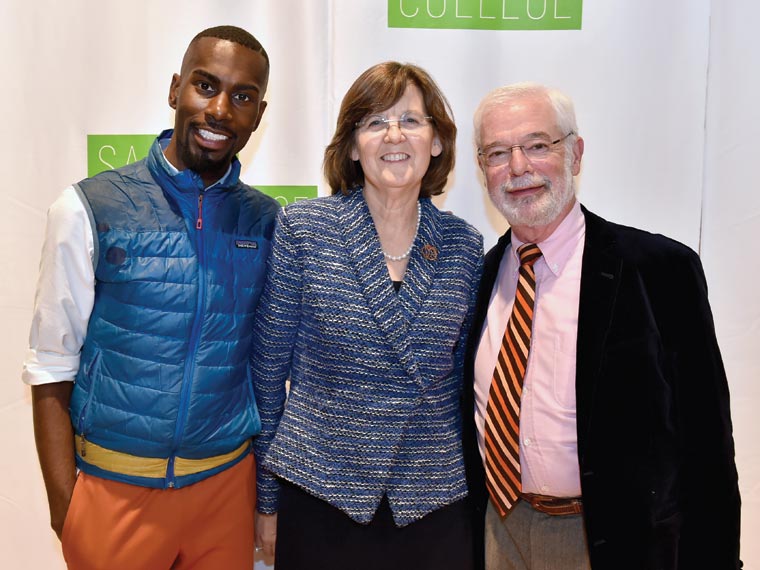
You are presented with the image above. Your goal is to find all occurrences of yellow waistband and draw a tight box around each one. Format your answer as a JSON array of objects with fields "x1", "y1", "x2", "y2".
[{"x1": 75, "y1": 435, "x2": 250, "y2": 479}]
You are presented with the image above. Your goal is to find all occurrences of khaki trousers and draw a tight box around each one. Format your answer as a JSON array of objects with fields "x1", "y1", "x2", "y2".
[{"x1": 485, "y1": 499, "x2": 591, "y2": 570}]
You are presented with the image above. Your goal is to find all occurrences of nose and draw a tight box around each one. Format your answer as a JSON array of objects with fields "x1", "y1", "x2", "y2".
[
  {"x1": 208, "y1": 92, "x2": 232, "y2": 121},
  {"x1": 384, "y1": 121, "x2": 406, "y2": 143},
  {"x1": 507, "y1": 145, "x2": 533, "y2": 176}
]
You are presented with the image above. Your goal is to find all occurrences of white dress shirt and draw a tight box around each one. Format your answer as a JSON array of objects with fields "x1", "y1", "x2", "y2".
[
  {"x1": 21, "y1": 145, "x2": 232, "y2": 386},
  {"x1": 22, "y1": 186, "x2": 95, "y2": 386}
]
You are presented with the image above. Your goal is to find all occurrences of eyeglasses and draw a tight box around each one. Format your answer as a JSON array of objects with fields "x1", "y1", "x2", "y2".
[
  {"x1": 355, "y1": 112, "x2": 433, "y2": 134},
  {"x1": 478, "y1": 132, "x2": 575, "y2": 167}
]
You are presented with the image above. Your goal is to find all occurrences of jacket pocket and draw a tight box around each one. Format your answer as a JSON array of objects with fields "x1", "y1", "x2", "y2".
[
  {"x1": 246, "y1": 366, "x2": 261, "y2": 434},
  {"x1": 75, "y1": 349, "x2": 102, "y2": 435}
]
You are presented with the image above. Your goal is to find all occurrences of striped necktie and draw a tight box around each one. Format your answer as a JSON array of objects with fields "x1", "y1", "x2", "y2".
[{"x1": 484, "y1": 243, "x2": 543, "y2": 516}]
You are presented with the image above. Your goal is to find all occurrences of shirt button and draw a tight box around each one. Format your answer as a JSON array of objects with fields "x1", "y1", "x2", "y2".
[
  {"x1": 541, "y1": 485, "x2": 549, "y2": 493},
  {"x1": 524, "y1": 438, "x2": 532, "y2": 446}
]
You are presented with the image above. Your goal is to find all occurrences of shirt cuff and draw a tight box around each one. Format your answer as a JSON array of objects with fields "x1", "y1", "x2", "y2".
[{"x1": 21, "y1": 349, "x2": 79, "y2": 385}]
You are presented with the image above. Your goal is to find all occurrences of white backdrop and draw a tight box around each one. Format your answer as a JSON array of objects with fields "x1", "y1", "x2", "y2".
[{"x1": 1, "y1": 1, "x2": 756, "y2": 568}]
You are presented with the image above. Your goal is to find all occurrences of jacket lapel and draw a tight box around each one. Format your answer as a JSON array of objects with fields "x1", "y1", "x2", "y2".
[
  {"x1": 338, "y1": 190, "x2": 423, "y2": 387},
  {"x1": 396, "y1": 199, "x2": 440, "y2": 322},
  {"x1": 575, "y1": 207, "x2": 622, "y2": 448},
  {"x1": 466, "y1": 230, "x2": 511, "y2": 360}
]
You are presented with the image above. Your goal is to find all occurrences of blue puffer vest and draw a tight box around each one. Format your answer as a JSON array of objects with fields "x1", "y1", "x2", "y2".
[{"x1": 69, "y1": 131, "x2": 279, "y2": 488}]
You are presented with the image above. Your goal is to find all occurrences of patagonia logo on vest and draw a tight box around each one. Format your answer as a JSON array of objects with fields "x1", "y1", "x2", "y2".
[{"x1": 235, "y1": 240, "x2": 258, "y2": 250}]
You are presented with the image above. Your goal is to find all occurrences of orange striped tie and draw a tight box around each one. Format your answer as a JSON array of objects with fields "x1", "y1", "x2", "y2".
[{"x1": 484, "y1": 243, "x2": 543, "y2": 516}]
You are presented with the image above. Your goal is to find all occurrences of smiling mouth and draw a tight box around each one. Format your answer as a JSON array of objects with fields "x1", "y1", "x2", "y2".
[
  {"x1": 382, "y1": 153, "x2": 410, "y2": 162},
  {"x1": 197, "y1": 128, "x2": 230, "y2": 142},
  {"x1": 509, "y1": 184, "x2": 543, "y2": 193}
]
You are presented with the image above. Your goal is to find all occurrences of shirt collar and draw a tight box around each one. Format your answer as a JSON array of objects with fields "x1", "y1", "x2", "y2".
[{"x1": 510, "y1": 200, "x2": 585, "y2": 277}]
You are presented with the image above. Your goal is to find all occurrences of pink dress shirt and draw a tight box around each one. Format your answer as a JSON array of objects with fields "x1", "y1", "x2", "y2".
[{"x1": 474, "y1": 200, "x2": 586, "y2": 497}]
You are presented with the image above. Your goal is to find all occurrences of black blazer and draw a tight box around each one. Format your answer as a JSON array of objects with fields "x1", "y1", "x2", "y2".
[{"x1": 463, "y1": 206, "x2": 741, "y2": 570}]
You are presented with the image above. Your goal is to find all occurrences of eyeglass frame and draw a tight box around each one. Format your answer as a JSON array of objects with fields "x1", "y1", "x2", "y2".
[
  {"x1": 477, "y1": 131, "x2": 576, "y2": 167},
  {"x1": 354, "y1": 112, "x2": 434, "y2": 134}
]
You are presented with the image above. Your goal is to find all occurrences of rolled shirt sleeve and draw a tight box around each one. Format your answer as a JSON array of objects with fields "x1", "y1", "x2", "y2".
[{"x1": 22, "y1": 186, "x2": 95, "y2": 386}]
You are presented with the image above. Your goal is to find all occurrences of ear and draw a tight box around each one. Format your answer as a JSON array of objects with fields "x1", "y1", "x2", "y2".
[
  {"x1": 168, "y1": 73, "x2": 181, "y2": 110},
  {"x1": 350, "y1": 143, "x2": 360, "y2": 162},
  {"x1": 252, "y1": 100, "x2": 268, "y2": 131},
  {"x1": 571, "y1": 136, "x2": 584, "y2": 176},
  {"x1": 431, "y1": 136, "x2": 443, "y2": 158}
]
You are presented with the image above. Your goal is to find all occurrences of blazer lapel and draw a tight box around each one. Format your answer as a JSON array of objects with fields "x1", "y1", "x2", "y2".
[
  {"x1": 466, "y1": 230, "x2": 511, "y2": 361},
  {"x1": 397, "y1": 199, "x2": 440, "y2": 322},
  {"x1": 575, "y1": 207, "x2": 622, "y2": 448},
  {"x1": 339, "y1": 190, "x2": 422, "y2": 387}
]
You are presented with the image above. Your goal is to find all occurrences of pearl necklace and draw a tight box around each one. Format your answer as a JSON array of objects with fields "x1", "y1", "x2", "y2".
[{"x1": 382, "y1": 201, "x2": 421, "y2": 262}]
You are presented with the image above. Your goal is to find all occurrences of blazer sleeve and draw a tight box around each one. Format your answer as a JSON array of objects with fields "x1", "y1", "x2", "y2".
[
  {"x1": 667, "y1": 250, "x2": 741, "y2": 568},
  {"x1": 251, "y1": 207, "x2": 302, "y2": 514}
]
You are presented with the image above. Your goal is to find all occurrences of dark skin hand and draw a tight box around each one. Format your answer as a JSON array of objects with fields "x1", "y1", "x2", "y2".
[{"x1": 32, "y1": 382, "x2": 77, "y2": 540}]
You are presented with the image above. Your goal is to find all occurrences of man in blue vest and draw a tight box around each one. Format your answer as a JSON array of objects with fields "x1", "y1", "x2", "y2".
[{"x1": 23, "y1": 25, "x2": 279, "y2": 569}]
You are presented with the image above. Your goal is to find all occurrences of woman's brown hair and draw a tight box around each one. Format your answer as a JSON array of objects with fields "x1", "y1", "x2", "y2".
[{"x1": 323, "y1": 62, "x2": 456, "y2": 197}]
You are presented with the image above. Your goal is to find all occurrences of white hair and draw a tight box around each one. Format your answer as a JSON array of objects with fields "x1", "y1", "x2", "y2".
[{"x1": 473, "y1": 82, "x2": 578, "y2": 149}]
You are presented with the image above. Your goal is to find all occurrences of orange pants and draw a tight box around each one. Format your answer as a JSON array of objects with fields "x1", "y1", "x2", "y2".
[{"x1": 61, "y1": 453, "x2": 255, "y2": 570}]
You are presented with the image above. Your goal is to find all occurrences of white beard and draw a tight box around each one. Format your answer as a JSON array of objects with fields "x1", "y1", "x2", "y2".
[{"x1": 489, "y1": 157, "x2": 575, "y2": 228}]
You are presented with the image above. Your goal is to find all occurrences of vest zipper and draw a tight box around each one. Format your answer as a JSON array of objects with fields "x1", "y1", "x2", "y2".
[
  {"x1": 168, "y1": 191, "x2": 208, "y2": 487},
  {"x1": 167, "y1": 456, "x2": 176, "y2": 488},
  {"x1": 196, "y1": 193, "x2": 204, "y2": 230}
]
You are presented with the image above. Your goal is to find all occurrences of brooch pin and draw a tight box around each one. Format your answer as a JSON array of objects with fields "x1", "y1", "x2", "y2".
[{"x1": 421, "y1": 244, "x2": 438, "y2": 261}]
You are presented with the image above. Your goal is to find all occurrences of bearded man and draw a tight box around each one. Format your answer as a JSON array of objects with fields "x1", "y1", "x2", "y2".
[
  {"x1": 23, "y1": 25, "x2": 278, "y2": 570},
  {"x1": 462, "y1": 82, "x2": 741, "y2": 570}
]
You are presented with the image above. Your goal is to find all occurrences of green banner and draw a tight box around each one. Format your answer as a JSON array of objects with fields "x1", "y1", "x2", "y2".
[
  {"x1": 255, "y1": 186, "x2": 319, "y2": 206},
  {"x1": 388, "y1": 0, "x2": 582, "y2": 30},
  {"x1": 88, "y1": 134, "x2": 155, "y2": 177},
  {"x1": 86, "y1": 134, "x2": 317, "y2": 206}
]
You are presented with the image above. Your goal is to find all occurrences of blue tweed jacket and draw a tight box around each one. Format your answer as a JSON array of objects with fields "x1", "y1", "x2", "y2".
[{"x1": 251, "y1": 188, "x2": 483, "y2": 526}]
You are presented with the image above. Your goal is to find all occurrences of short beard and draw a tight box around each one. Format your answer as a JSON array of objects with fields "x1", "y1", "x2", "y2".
[
  {"x1": 178, "y1": 123, "x2": 236, "y2": 177},
  {"x1": 489, "y1": 155, "x2": 575, "y2": 228},
  {"x1": 180, "y1": 147, "x2": 234, "y2": 176}
]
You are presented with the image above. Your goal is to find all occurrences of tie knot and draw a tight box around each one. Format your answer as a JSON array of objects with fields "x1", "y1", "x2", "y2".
[{"x1": 517, "y1": 243, "x2": 542, "y2": 267}]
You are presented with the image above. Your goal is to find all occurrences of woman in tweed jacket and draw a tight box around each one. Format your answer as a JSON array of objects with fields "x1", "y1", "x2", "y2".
[{"x1": 252, "y1": 62, "x2": 484, "y2": 569}]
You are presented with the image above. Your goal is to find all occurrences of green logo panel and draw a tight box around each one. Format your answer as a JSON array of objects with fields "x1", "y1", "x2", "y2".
[
  {"x1": 88, "y1": 134, "x2": 155, "y2": 177},
  {"x1": 87, "y1": 134, "x2": 317, "y2": 206},
  {"x1": 255, "y1": 186, "x2": 318, "y2": 206},
  {"x1": 388, "y1": 0, "x2": 582, "y2": 30}
]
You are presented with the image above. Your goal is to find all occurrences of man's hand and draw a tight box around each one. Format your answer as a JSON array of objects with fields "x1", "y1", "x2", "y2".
[
  {"x1": 255, "y1": 511, "x2": 277, "y2": 560},
  {"x1": 32, "y1": 382, "x2": 77, "y2": 539},
  {"x1": 47, "y1": 479, "x2": 75, "y2": 539}
]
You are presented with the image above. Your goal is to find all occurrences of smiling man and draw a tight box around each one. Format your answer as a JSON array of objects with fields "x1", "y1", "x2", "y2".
[
  {"x1": 23, "y1": 26, "x2": 279, "y2": 570},
  {"x1": 462, "y1": 82, "x2": 742, "y2": 570}
]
